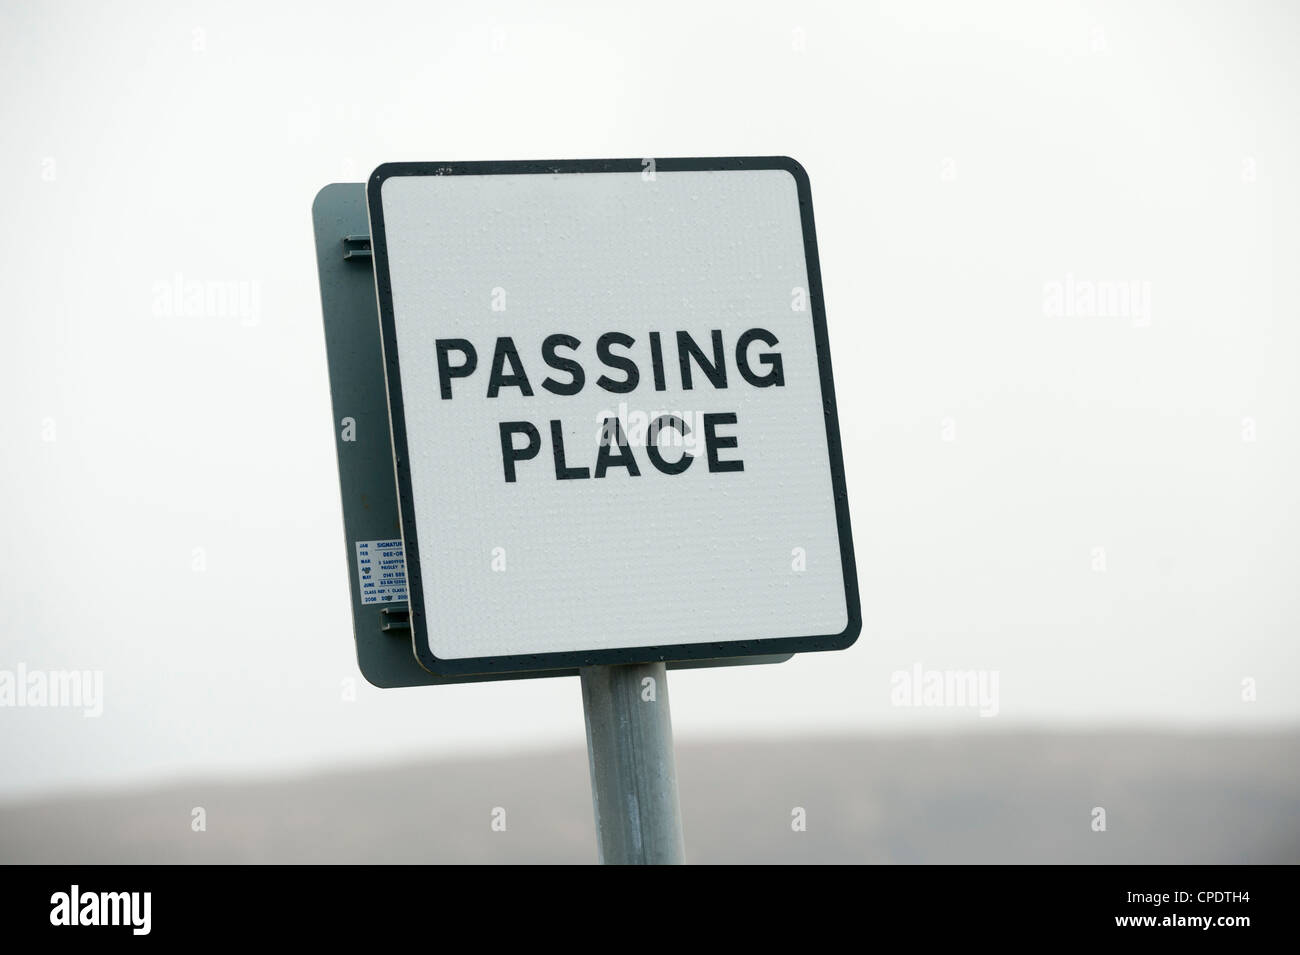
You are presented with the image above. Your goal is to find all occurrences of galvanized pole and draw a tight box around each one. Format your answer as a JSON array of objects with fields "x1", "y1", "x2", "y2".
[{"x1": 580, "y1": 662, "x2": 686, "y2": 864}]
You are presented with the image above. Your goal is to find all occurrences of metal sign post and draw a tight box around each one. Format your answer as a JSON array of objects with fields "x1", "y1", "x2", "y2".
[{"x1": 581, "y1": 662, "x2": 685, "y2": 864}]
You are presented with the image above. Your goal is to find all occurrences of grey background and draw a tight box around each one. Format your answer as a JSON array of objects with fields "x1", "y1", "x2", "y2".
[{"x1": 0, "y1": 0, "x2": 1296, "y2": 866}]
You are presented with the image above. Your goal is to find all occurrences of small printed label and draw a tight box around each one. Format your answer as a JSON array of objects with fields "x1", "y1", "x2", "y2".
[{"x1": 355, "y1": 539, "x2": 408, "y2": 605}]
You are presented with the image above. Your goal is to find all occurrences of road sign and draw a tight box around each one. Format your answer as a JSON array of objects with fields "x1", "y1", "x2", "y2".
[
  {"x1": 313, "y1": 182, "x2": 791, "y2": 686},
  {"x1": 368, "y1": 157, "x2": 859, "y2": 676}
]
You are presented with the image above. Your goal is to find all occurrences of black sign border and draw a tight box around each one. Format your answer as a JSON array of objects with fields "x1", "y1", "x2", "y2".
[{"x1": 368, "y1": 156, "x2": 861, "y2": 676}]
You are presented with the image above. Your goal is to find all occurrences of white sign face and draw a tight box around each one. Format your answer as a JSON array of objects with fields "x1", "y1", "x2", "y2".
[{"x1": 368, "y1": 158, "x2": 859, "y2": 675}]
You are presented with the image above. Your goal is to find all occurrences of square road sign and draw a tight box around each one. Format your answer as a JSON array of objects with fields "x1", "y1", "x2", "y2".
[{"x1": 367, "y1": 157, "x2": 859, "y2": 675}]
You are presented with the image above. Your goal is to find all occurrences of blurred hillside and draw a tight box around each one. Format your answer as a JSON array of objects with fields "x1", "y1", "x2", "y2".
[{"x1": 1, "y1": 732, "x2": 1296, "y2": 864}]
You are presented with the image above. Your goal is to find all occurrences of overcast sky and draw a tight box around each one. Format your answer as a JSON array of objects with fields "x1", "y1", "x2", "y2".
[{"x1": 1, "y1": 0, "x2": 1297, "y2": 799}]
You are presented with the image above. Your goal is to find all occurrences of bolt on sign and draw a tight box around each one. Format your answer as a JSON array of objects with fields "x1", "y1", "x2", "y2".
[{"x1": 367, "y1": 157, "x2": 859, "y2": 676}]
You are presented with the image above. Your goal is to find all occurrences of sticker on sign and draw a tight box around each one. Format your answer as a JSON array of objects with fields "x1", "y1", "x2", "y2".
[
  {"x1": 354, "y1": 539, "x2": 407, "y2": 606},
  {"x1": 368, "y1": 157, "x2": 859, "y2": 675}
]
